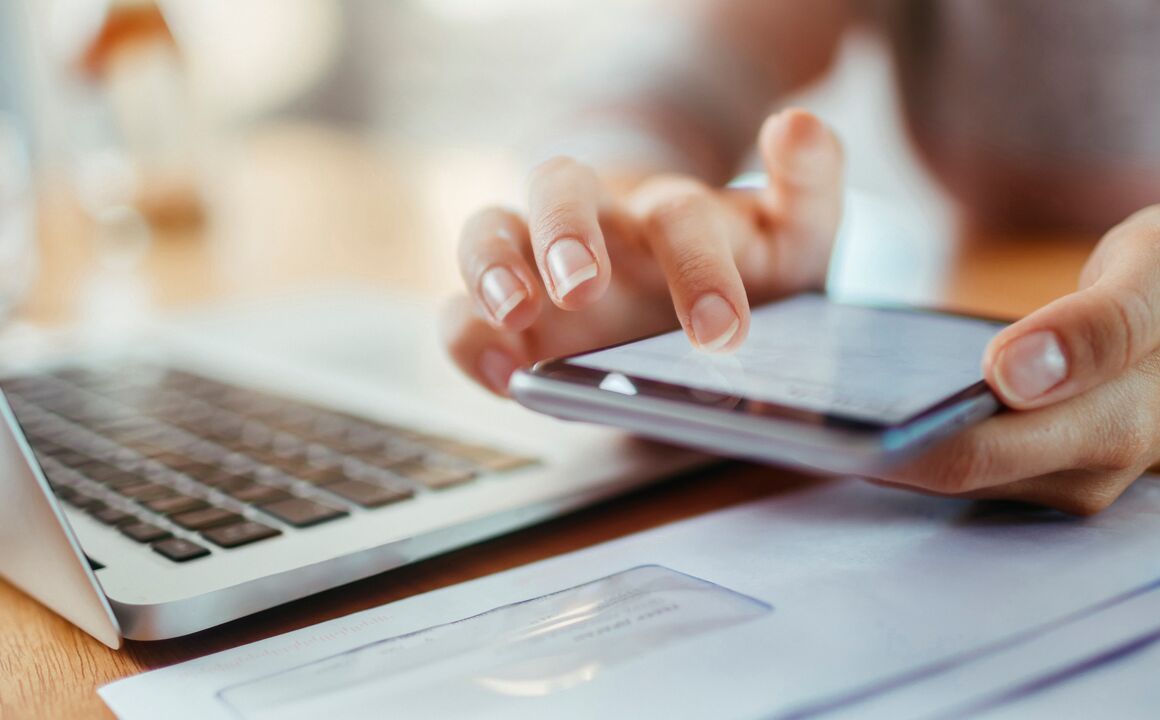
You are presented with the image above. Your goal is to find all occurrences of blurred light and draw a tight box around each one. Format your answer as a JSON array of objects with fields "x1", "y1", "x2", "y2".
[
  {"x1": 418, "y1": 0, "x2": 583, "y2": 22},
  {"x1": 599, "y1": 373, "x2": 638, "y2": 396},
  {"x1": 46, "y1": 0, "x2": 108, "y2": 65},
  {"x1": 92, "y1": 204, "x2": 151, "y2": 270},
  {"x1": 163, "y1": 0, "x2": 340, "y2": 119},
  {"x1": 0, "y1": 115, "x2": 36, "y2": 322}
]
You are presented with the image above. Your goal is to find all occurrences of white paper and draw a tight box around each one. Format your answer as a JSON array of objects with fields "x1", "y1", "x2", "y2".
[
  {"x1": 821, "y1": 578, "x2": 1160, "y2": 719},
  {"x1": 100, "y1": 476, "x2": 1160, "y2": 719},
  {"x1": 972, "y1": 615, "x2": 1160, "y2": 720}
]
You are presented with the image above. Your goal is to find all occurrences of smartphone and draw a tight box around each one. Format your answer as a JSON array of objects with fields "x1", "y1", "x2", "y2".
[{"x1": 510, "y1": 293, "x2": 1008, "y2": 475}]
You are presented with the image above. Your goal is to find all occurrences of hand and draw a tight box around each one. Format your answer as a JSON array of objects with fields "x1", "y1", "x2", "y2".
[
  {"x1": 443, "y1": 108, "x2": 844, "y2": 394},
  {"x1": 878, "y1": 206, "x2": 1160, "y2": 515}
]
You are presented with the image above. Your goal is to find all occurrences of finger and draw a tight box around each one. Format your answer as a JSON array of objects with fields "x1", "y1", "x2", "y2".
[
  {"x1": 954, "y1": 469, "x2": 1137, "y2": 516},
  {"x1": 458, "y1": 207, "x2": 543, "y2": 331},
  {"x1": 628, "y1": 176, "x2": 750, "y2": 352},
  {"x1": 440, "y1": 295, "x2": 529, "y2": 397},
  {"x1": 983, "y1": 205, "x2": 1160, "y2": 409},
  {"x1": 866, "y1": 470, "x2": 1133, "y2": 516},
  {"x1": 526, "y1": 157, "x2": 612, "y2": 309},
  {"x1": 755, "y1": 108, "x2": 844, "y2": 275},
  {"x1": 879, "y1": 402, "x2": 1096, "y2": 496}
]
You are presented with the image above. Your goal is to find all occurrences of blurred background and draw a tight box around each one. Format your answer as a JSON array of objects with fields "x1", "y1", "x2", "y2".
[{"x1": 0, "y1": 0, "x2": 953, "y2": 341}]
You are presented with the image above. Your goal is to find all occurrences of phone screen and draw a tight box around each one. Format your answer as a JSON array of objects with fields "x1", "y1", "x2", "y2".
[{"x1": 566, "y1": 295, "x2": 1006, "y2": 426}]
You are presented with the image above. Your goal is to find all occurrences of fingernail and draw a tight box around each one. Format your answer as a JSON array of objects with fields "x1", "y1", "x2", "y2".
[
  {"x1": 690, "y1": 294, "x2": 740, "y2": 352},
  {"x1": 995, "y1": 331, "x2": 1068, "y2": 403},
  {"x1": 545, "y1": 238, "x2": 598, "y2": 299},
  {"x1": 479, "y1": 266, "x2": 527, "y2": 322},
  {"x1": 478, "y1": 349, "x2": 518, "y2": 395}
]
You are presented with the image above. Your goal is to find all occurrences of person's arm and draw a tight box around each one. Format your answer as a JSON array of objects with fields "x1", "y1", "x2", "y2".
[
  {"x1": 443, "y1": 2, "x2": 1160, "y2": 516},
  {"x1": 532, "y1": 0, "x2": 851, "y2": 189}
]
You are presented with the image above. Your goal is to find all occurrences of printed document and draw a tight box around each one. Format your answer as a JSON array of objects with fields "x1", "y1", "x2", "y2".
[{"x1": 101, "y1": 476, "x2": 1160, "y2": 719}]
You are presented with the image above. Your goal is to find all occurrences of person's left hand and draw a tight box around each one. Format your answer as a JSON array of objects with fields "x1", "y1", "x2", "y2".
[{"x1": 875, "y1": 206, "x2": 1160, "y2": 515}]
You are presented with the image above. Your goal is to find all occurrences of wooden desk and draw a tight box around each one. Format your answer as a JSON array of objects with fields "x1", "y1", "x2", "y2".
[{"x1": 0, "y1": 125, "x2": 1097, "y2": 720}]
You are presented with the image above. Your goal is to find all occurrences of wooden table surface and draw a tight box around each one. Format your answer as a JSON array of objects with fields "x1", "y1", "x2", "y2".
[{"x1": 0, "y1": 125, "x2": 1098, "y2": 720}]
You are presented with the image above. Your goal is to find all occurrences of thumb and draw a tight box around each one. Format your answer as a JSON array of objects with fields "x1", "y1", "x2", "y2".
[
  {"x1": 756, "y1": 108, "x2": 845, "y2": 251},
  {"x1": 983, "y1": 206, "x2": 1160, "y2": 409}
]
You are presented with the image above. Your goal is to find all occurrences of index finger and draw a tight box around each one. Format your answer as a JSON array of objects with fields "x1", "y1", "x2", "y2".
[{"x1": 526, "y1": 157, "x2": 612, "y2": 310}]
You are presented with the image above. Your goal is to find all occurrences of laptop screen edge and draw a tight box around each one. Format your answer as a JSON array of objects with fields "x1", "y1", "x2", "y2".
[{"x1": 0, "y1": 390, "x2": 122, "y2": 649}]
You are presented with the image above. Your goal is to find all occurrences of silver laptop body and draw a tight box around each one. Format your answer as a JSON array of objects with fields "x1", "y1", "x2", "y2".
[{"x1": 0, "y1": 289, "x2": 706, "y2": 647}]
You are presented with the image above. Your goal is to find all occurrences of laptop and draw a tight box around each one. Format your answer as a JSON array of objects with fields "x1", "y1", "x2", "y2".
[{"x1": 0, "y1": 287, "x2": 708, "y2": 648}]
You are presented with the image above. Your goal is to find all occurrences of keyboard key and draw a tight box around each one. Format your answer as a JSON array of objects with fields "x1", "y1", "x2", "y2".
[
  {"x1": 259, "y1": 497, "x2": 347, "y2": 528},
  {"x1": 329, "y1": 429, "x2": 389, "y2": 454},
  {"x1": 49, "y1": 450, "x2": 93, "y2": 468},
  {"x1": 39, "y1": 462, "x2": 70, "y2": 482},
  {"x1": 292, "y1": 465, "x2": 353, "y2": 486},
  {"x1": 78, "y1": 462, "x2": 143, "y2": 488},
  {"x1": 300, "y1": 413, "x2": 351, "y2": 441},
  {"x1": 323, "y1": 480, "x2": 413, "y2": 508},
  {"x1": 65, "y1": 492, "x2": 106, "y2": 511},
  {"x1": 98, "y1": 472, "x2": 149, "y2": 490},
  {"x1": 90, "y1": 506, "x2": 135, "y2": 526},
  {"x1": 443, "y1": 443, "x2": 538, "y2": 472},
  {"x1": 244, "y1": 449, "x2": 305, "y2": 474},
  {"x1": 119, "y1": 433, "x2": 193, "y2": 457},
  {"x1": 116, "y1": 482, "x2": 177, "y2": 502},
  {"x1": 8, "y1": 366, "x2": 510, "y2": 531},
  {"x1": 149, "y1": 451, "x2": 191, "y2": 467},
  {"x1": 390, "y1": 461, "x2": 476, "y2": 490},
  {"x1": 200, "y1": 413, "x2": 245, "y2": 439},
  {"x1": 152, "y1": 537, "x2": 210, "y2": 562},
  {"x1": 72, "y1": 460, "x2": 119, "y2": 479},
  {"x1": 28, "y1": 439, "x2": 65, "y2": 456},
  {"x1": 119, "y1": 521, "x2": 171, "y2": 543},
  {"x1": 52, "y1": 485, "x2": 78, "y2": 502},
  {"x1": 224, "y1": 482, "x2": 292, "y2": 505},
  {"x1": 198, "y1": 469, "x2": 255, "y2": 489},
  {"x1": 349, "y1": 446, "x2": 420, "y2": 471},
  {"x1": 178, "y1": 462, "x2": 224, "y2": 480},
  {"x1": 201, "y1": 521, "x2": 281, "y2": 549},
  {"x1": 142, "y1": 494, "x2": 210, "y2": 516},
  {"x1": 171, "y1": 506, "x2": 244, "y2": 530}
]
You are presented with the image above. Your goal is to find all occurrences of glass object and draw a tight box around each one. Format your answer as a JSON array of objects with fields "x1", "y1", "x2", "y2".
[{"x1": 56, "y1": 0, "x2": 204, "y2": 228}]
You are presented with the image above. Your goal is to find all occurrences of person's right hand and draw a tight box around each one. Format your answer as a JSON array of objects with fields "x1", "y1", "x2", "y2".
[{"x1": 443, "y1": 108, "x2": 845, "y2": 396}]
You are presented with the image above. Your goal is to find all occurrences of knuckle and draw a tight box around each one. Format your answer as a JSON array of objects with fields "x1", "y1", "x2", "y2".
[
  {"x1": 531, "y1": 200, "x2": 591, "y2": 243},
  {"x1": 648, "y1": 193, "x2": 711, "y2": 231},
  {"x1": 668, "y1": 243, "x2": 720, "y2": 283},
  {"x1": 1102, "y1": 405, "x2": 1154, "y2": 472},
  {"x1": 1058, "y1": 481, "x2": 1123, "y2": 517},
  {"x1": 640, "y1": 179, "x2": 714, "y2": 230},
  {"x1": 1104, "y1": 285, "x2": 1153, "y2": 372}
]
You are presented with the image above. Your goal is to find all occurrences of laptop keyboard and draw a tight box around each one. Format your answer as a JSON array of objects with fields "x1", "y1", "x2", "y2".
[{"x1": 0, "y1": 366, "x2": 537, "y2": 564}]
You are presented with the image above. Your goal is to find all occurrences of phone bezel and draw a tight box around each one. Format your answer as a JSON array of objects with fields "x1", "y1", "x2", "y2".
[{"x1": 527, "y1": 293, "x2": 1011, "y2": 433}]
